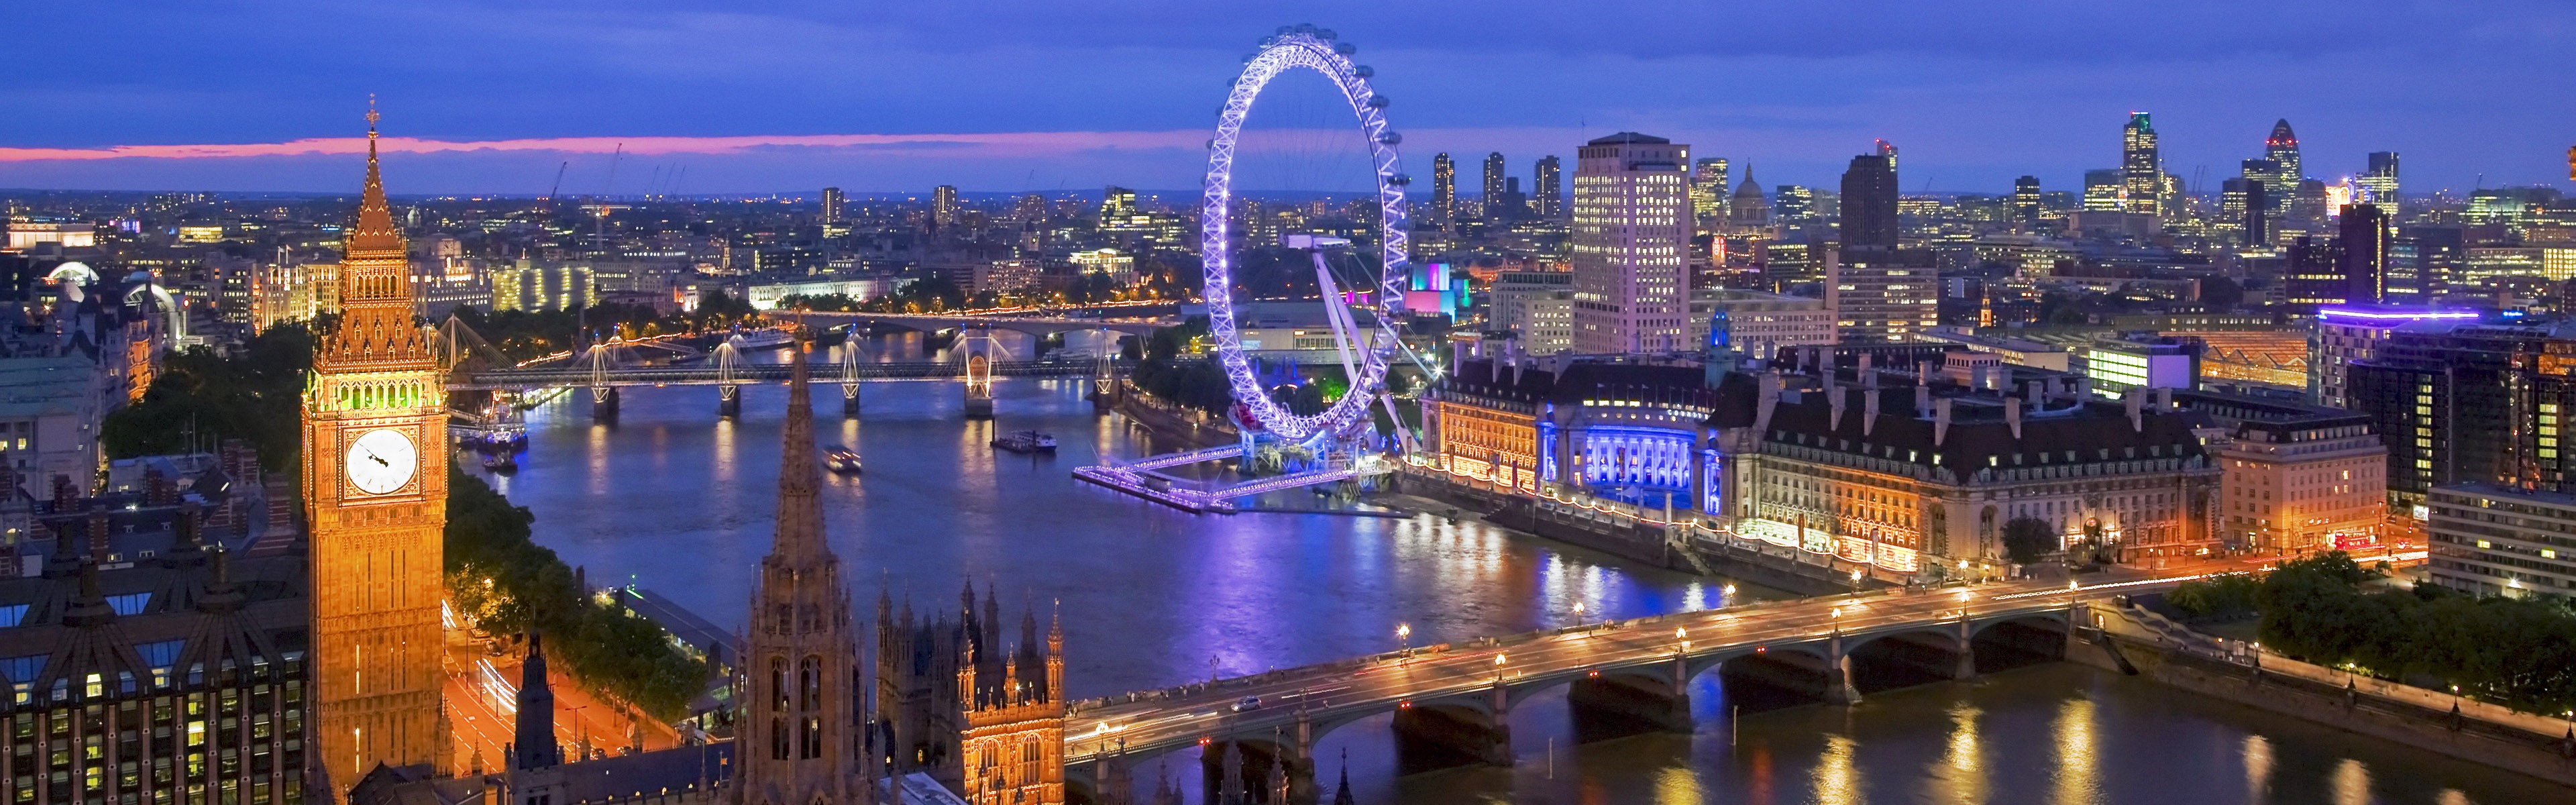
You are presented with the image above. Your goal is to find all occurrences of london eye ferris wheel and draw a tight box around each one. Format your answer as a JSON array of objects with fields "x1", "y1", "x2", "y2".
[{"x1": 1197, "y1": 24, "x2": 1416, "y2": 449}]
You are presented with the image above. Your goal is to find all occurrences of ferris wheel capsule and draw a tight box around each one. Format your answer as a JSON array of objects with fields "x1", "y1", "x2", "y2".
[
  {"x1": 1334, "y1": 42, "x2": 1356, "y2": 55},
  {"x1": 1365, "y1": 95, "x2": 1389, "y2": 109}
]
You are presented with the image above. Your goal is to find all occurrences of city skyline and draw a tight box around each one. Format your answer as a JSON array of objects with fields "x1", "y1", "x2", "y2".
[{"x1": 2, "y1": 3, "x2": 2570, "y2": 194}]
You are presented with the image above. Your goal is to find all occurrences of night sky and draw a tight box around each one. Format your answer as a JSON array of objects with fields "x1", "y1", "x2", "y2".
[{"x1": 4, "y1": 1, "x2": 2569, "y2": 195}]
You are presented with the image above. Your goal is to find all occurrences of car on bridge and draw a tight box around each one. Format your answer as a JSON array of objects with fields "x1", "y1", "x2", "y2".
[{"x1": 1230, "y1": 696, "x2": 1262, "y2": 712}]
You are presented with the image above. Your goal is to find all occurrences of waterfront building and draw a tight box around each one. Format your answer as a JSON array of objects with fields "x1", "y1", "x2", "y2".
[
  {"x1": 1489, "y1": 271, "x2": 1574, "y2": 355},
  {"x1": 1067, "y1": 249, "x2": 1136, "y2": 285},
  {"x1": 302, "y1": 110, "x2": 449, "y2": 789},
  {"x1": 1532, "y1": 156, "x2": 1563, "y2": 219},
  {"x1": 490, "y1": 257, "x2": 597, "y2": 313},
  {"x1": 1428, "y1": 356, "x2": 1552, "y2": 492},
  {"x1": 2424, "y1": 483, "x2": 2576, "y2": 600},
  {"x1": 1540, "y1": 361, "x2": 1722, "y2": 513},
  {"x1": 2308, "y1": 305, "x2": 2477, "y2": 410},
  {"x1": 1733, "y1": 366, "x2": 2223, "y2": 569},
  {"x1": 2121, "y1": 113, "x2": 2161, "y2": 219},
  {"x1": 1570, "y1": 133, "x2": 1693, "y2": 354},
  {"x1": 973, "y1": 259, "x2": 1040, "y2": 294},
  {"x1": 2174, "y1": 390, "x2": 2389, "y2": 556},
  {"x1": 2345, "y1": 318, "x2": 2576, "y2": 509}
]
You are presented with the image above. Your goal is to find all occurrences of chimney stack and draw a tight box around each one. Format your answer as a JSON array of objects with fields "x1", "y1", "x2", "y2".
[
  {"x1": 2125, "y1": 388, "x2": 2145, "y2": 433},
  {"x1": 1827, "y1": 381, "x2": 1846, "y2": 431},
  {"x1": 1755, "y1": 373, "x2": 1782, "y2": 434},
  {"x1": 1863, "y1": 389, "x2": 1881, "y2": 436},
  {"x1": 2005, "y1": 396, "x2": 2024, "y2": 440},
  {"x1": 1934, "y1": 398, "x2": 1953, "y2": 447},
  {"x1": 1915, "y1": 384, "x2": 1933, "y2": 419},
  {"x1": 2156, "y1": 386, "x2": 2173, "y2": 413}
]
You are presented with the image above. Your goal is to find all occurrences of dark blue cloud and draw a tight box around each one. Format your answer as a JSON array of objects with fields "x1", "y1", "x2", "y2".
[{"x1": 1, "y1": 1, "x2": 2567, "y2": 193}]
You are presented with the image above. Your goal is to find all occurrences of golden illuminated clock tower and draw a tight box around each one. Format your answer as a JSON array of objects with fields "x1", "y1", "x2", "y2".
[{"x1": 303, "y1": 105, "x2": 449, "y2": 790}]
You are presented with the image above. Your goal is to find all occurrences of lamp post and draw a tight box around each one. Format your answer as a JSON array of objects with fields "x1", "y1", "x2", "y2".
[
  {"x1": 1572, "y1": 601, "x2": 1587, "y2": 629},
  {"x1": 1396, "y1": 623, "x2": 1411, "y2": 658},
  {"x1": 1493, "y1": 652, "x2": 1509, "y2": 685}
]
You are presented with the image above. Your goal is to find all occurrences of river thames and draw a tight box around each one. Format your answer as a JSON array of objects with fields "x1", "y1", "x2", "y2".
[{"x1": 474, "y1": 341, "x2": 2567, "y2": 804}]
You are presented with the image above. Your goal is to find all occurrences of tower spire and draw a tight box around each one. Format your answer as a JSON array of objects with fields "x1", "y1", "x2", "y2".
[
  {"x1": 770, "y1": 345, "x2": 824, "y2": 558},
  {"x1": 350, "y1": 96, "x2": 400, "y2": 256}
]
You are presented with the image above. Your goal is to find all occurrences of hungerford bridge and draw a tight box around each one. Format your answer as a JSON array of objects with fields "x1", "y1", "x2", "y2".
[
  {"x1": 1051, "y1": 578, "x2": 2168, "y2": 804},
  {"x1": 435, "y1": 311, "x2": 1159, "y2": 419}
]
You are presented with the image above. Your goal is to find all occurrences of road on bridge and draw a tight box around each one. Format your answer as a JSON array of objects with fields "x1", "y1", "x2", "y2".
[{"x1": 1065, "y1": 575, "x2": 2182, "y2": 763}]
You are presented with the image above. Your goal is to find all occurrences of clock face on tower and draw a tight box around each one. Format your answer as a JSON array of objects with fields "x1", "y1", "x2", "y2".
[{"x1": 345, "y1": 427, "x2": 419, "y2": 496}]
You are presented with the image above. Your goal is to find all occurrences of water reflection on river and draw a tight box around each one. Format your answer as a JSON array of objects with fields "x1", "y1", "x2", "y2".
[{"x1": 477, "y1": 339, "x2": 2565, "y2": 804}]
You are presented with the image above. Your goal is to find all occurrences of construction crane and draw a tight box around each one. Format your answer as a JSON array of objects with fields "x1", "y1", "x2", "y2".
[{"x1": 535, "y1": 160, "x2": 568, "y2": 229}]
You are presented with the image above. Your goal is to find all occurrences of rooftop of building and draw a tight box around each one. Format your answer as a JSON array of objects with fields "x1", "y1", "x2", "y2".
[
  {"x1": 2427, "y1": 482, "x2": 2576, "y2": 510},
  {"x1": 1586, "y1": 132, "x2": 1670, "y2": 145},
  {"x1": 0, "y1": 356, "x2": 96, "y2": 418}
]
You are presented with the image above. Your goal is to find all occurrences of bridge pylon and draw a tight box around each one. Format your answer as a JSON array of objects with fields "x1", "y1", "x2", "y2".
[
  {"x1": 591, "y1": 386, "x2": 619, "y2": 422},
  {"x1": 961, "y1": 325, "x2": 995, "y2": 419},
  {"x1": 839, "y1": 339, "x2": 864, "y2": 417},
  {"x1": 714, "y1": 337, "x2": 743, "y2": 419}
]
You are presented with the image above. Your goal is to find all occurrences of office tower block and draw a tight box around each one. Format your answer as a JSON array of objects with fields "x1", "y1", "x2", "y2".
[
  {"x1": 2083, "y1": 169, "x2": 2124, "y2": 211},
  {"x1": 2122, "y1": 113, "x2": 2161, "y2": 217},
  {"x1": 2011, "y1": 176, "x2": 2042, "y2": 226},
  {"x1": 2222, "y1": 177, "x2": 2270, "y2": 246},
  {"x1": 1570, "y1": 133, "x2": 1693, "y2": 354},
  {"x1": 820, "y1": 186, "x2": 845, "y2": 224},
  {"x1": 2267, "y1": 119, "x2": 2304, "y2": 191},
  {"x1": 2339, "y1": 203, "x2": 2390, "y2": 304},
  {"x1": 1690, "y1": 157, "x2": 1730, "y2": 226},
  {"x1": 1533, "y1": 155, "x2": 1564, "y2": 218},
  {"x1": 1838, "y1": 151, "x2": 1898, "y2": 249},
  {"x1": 1430, "y1": 153, "x2": 1457, "y2": 230},
  {"x1": 2285, "y1": 236, "x2": 2347, "y2": 306},
  {"x1": 2361, "y1": 152, "x2": 2401, "y2": 217},
  {"x1": 933, "y1": 184, "x2": 961, "y2": 228}
]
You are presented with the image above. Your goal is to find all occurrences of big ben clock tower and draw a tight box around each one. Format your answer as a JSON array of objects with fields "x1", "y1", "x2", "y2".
[{"x1": 303, "y1": 104, "x2": 449, "y2": 789}]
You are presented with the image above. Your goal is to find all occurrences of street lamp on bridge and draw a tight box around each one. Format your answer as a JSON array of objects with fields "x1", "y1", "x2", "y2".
[{"x1": 1396, "y1": 623, "x2": 1411, "y2": 658}]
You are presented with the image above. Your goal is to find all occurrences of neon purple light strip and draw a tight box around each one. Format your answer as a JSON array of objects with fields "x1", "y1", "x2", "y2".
[{"x1": 2316, "y1": 307, "x2": 2477, "y2": 321}]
